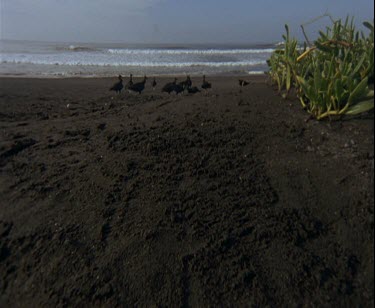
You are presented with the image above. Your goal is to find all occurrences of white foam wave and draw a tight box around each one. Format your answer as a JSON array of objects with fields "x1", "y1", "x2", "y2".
[
  {"x1": 107, "y1": 48, "x2": 275, "y2": 55},
  {"x1": 2, "y1": 58, "x2": 265, "y2": 68},
  {"x1": 248, "y1": 71, "x2": 266, "y2": 75},
  {"x1": 70, "y1": 45, "x2": 97, "y2": 52},
  {"x1": 55, "y1": 45, "x2": 98, "y2": 52},
  {"x1": 1, "y1": 44, "x2": 271, "y2": 76}
]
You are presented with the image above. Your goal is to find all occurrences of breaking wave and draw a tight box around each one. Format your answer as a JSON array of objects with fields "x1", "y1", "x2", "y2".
[
  {"x1": 107, "y1": 48, "x2": 275, "y2": 55},
  {"x1": 1, "y1": 41, "x2": 273, "y2": 76},
  {"x1": 2, "y1": 57, "x2": 265, "y2": 68},
  {"x1": 55, "y1": 45, "x2": 99, "y2": 52}
]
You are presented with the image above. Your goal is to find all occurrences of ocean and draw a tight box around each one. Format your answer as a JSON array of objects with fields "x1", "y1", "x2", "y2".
[{"x1": 0, "y1": 40, "x2": 275, "y2": 77}]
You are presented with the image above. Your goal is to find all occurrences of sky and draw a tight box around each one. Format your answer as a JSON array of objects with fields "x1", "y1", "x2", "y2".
[{"x1": 1, "y1": 0, "x2": 374, "y2": 44}]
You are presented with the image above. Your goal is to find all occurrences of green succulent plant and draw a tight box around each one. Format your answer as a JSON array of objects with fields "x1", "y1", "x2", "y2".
[{"x1": 267, "y1": 16, "x2": 374, "y2": 120}]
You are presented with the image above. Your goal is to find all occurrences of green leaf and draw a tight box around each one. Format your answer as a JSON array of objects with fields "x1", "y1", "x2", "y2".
[
  {"x1": 296, "y1": 76, "x2": 309, "y2": 96},
  {"x1": 334, "y1": 79, "x2": 344, "y2": 102},
  {"x1": 315, "y1": 41, "x2": 332, "y2": 53},
  {"x1": 319, "y1": 31, "x2": 328, "y2": 40},
  {"x1": 285, "y1": 24, "x2": 290, "y2": 38},
  {"x1": 328, "y1": 55, "x2": 335, "y2": 77},
  {"x1": 345, "y1": 99, "x2": 374, "y2": 115},
  {"x1": 363, "y1": 21, "x2": 374, "y2": 32},
  {"x1": 350, "y1": 53, "x2": 366, "y2": 78},
  {"x1": 348, "y1": 77, "x2": 369, "y2": 104},
  {"x1": 314, "y1": 68, "x2": 322, "y2": 92},
  {"x1": 286, "y1": 65, "x2": 291, "y2": 91}
]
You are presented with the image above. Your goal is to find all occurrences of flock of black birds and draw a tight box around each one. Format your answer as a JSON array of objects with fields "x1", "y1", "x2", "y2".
[{"x1": 110, "y1": 74, "x2": 251, "y2": 95}]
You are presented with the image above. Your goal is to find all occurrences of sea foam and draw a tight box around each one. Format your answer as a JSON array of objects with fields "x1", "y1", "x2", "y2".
[
  {"x1": 106, "y1": 48, "x2": 275, "y2": 55},
  {"x1": 0, "y1": 40, "x2": 273, "y2": 76}
]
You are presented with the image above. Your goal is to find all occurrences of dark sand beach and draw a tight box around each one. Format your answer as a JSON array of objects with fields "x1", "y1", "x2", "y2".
[{"x1": 0, "y1": 75, "x2": 374, "y2": 306}]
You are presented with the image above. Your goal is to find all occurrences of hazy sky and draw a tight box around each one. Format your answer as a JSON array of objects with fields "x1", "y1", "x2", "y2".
[{"x1": 1, "y1": 0, "x2": 374, "y2": 44}]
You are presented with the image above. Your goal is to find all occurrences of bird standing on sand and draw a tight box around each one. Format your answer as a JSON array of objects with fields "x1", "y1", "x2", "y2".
[
  {"x1": 186, "y1": 76, "x2": 192, "y2": 89},
  {"x1": 109, "y1": 75, "x2": 123, "y2": 93},
  {"x1": 152, "y1": 78, "x2": 157, "y2": 90},
  {"x1": 162, "y1": 78, "x2": 178, "y2": 94},
  {"x1": 201, "y1": 75, "x2": 211, "y2": 90},
  {"x1": 179, "y1": 75, "x2": 192, "y2": 91},
  {"x1": 173, "y1": 83, "x2": 185, "y2": 95},
  {"x1": 125, "y1": 74, "x2": 133, "y2": 91},
  {"x1": 239, "y1": 79, "x2": 250, "y2": 87},
  {"x1": 128, "y1": 75, "x2": 148, "y2": 94}
]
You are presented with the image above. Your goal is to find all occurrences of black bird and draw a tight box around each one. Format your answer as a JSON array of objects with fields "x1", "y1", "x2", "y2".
[
  {"x1": 125, "y1": 74, "x2": 133, "y2": 91},
  {"x1": 128, "y1": 75, "x2": 147, "y2": 94},
  {"x1": 152, "y1": 77, "x2": 157, "y2": 90},
  {"x1": 179, "y1": 75, "x2": 192, "y2": 90},
  {"x1": 109, "y1": 75, "x2": 123, "y2": 93},
  {"x1": 239, "y1": 79, "x2": 250, "y2": 87},
  {"x1": 201, "y1": 75, "x2": 211, "y2": 90},
  {"x1": 162, "y1": 78, "x2": 178, "y2": 94},
  {"x1": 173, "y1": 83, "x2": 185, "y2": 95},
  {"x1": 187, "y1": 86, "x2": 200, "y2": 94}
]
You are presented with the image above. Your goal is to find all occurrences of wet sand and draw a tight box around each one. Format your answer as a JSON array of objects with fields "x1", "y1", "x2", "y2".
[{"x1": 0, "y1": 75, "x2": 374, "y2": 306}]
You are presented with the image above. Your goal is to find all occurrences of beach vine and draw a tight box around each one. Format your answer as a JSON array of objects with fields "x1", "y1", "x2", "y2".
[{"x1": 267, "y1": 16, "x2": 374, "y2": 120}]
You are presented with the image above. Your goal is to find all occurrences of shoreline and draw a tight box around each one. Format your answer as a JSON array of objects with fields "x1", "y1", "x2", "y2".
[{"x1": 0, "y1": 76, "x2": 373, "y2": 306}]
